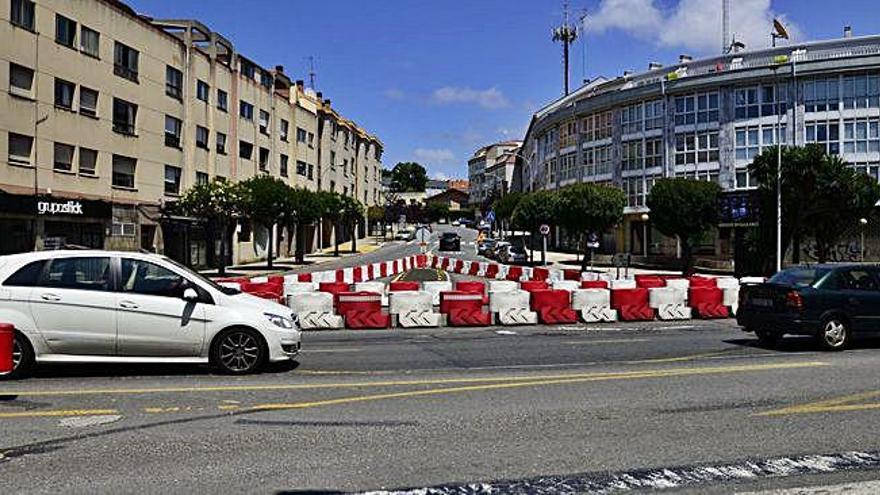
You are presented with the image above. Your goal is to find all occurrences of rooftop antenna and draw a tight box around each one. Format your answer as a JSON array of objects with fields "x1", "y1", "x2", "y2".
[
  {"x1": 307, "y1": 56, "x2": 317, "y2": 89},
  {"x1": 771, "y1": 18, "x2": 790, "y2": 47},
  {"x1": 552, "y1": 0, "x2": 578, "y2": 96},
  {"x1": 578, "y1": 10, "x2": 588, "y2": 86},
  {"x1": 722, "y1": 0, "x2": 730, "y2": 54}
]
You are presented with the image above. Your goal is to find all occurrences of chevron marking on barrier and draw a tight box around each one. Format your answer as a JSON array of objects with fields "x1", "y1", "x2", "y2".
[
  {"x1": 299, "y1": 312, "x2": 344, "y2": 330},
  {"x1": 344, "y1": 310, "x2": 390, "y2": 329},
  {"x1": 582, "y1": 307, "x2": 617, "y2": 323},
  {"x1": 398, "y1": 310, "x2": 442, "y2": 328},
  {"x1": 539, "y1": 307, "x2": 579, "y2": 324},
  {"x1": 694, "y1": 303, "x2": 730, "y2": 319},
  {"x1": 448, "y1": 309, "x2": 492, "y2": 327},
  {"x1": 498, "y1": 308, "x2": 538, "y2": 326},
  {"x1": 657, "y1": 304, "x2": 692, "y2": 320}
]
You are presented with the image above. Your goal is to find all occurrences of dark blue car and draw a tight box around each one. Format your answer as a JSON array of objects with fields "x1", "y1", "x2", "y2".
[{"x1": 737, "y1": 264, "x2": 880, "y2": 351}]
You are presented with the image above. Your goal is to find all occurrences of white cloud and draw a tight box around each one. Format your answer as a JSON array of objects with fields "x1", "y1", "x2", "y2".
[
  {"x1": 413, "y1": 148, "x2": 456, "y2": 164},
  {"x1": 431, "y1": 171, "x2": 450, "y2": 181},
  {"x1": 586, "y1": 0, "x2": 802, "y2": 54},
  {"x1": 383, "y1": 88, "x2": 405, "y2": 100},
  {"x1": 431, "y1": 86, "x2": 509, "y2": 109}
]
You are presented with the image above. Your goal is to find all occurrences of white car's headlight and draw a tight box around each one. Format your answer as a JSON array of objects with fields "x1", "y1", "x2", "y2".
[{"x1": 264, "y1": 312, "x2": 294, "y2": 329}]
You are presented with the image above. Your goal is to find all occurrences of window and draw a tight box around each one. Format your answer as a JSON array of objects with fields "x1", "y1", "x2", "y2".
[
  {"x1": 645, "y1": 138, "x2": 663, "y2": 168},
  {"x1": 217, "y1": 89, "x2": 228, "y2": 111},
  {"x1": 111, "y1": 220, "x2": 136, "y2": 237},
  {"x1": 196, "y1": 80, "x2": 209, "y2": 102},
  {"x1": 675, "y1": 131, "x2": 719, "y2": 165},
  {"x1": 43, "y1": 257, "x2": 111, "y2": 292},
  {"x1": 164, "y1": 115, "x2": 182, "y2": 148},
  {"x1": 621, "y1": 140, "x2": 642, "y2": 171},
  {"x1": 54, "y1": 78, "x2": 75, "y2": 109},
  {"x1": 296, "y1": 127, "x2": 307, "y2": 143},
  {"x1": 806, "y1": 120, "x2": 840, "y2": 154},
  {"x1": 330, "y1": 151, "x2": 336, "y2": 167},
  {"x1": 280, "y1": 119, "x2": 289, "y2": 141},
  {"x1": 842, "y1": 74, "x2": 880, "y2": 109},
  {"x1": 259, "y1": 110, "x2": 270, "y2": 135},
  {"x1": 80, "y1": 26, "x2": 99, "y2": 57},
  {"x1": 195, "y1": 126, "x2": 209, "y2": 149},
  {"x1": 120, "y1": 259, "x2": 187, "y2": 298},
  {"x1": 112, "y1": 154, "x2": 136, "y2": 188},
  {"x1": 165, "y1": 66, "x2": 183, "y2": 100},
  {"x1": 675, "y1": 92, "x2": 719, "y2": 125},
  {"x1": 280, "y1": 154, "x2": 288, "y2": 177},
  {"x1": 239, "y1": 140, "x2": 253, "y2": 160},
  {"x1": 55, "y1": 14, "x2": 76, "y2": 47},
  {"x1": 645, "y1": 100, "x2": 664, "y2": 130},
  {"x1": 622, "y1": 175, "x2": 656, "y2": 208},
  {"x1": 297, "y1": 160, "x2": 307, "y2": 176},
  {"x1": 308, "y1": 132, "x2": 315, "y2": 147},
  {"x1": 735, "y1": 85, "x2": 786, "y2": 119},
  {"x1": 621, "y1": 104, "x2": 643, "y2": 135},
  {"x1": 843, "y1": 117, "x2": 880, "y2": 154},
  {"x1": 216, "y1": 132, "x2": 227, "y2": 155},
  {"x1": 259, "y1": 147, "x2": 269, "y2": 171},
  {"x1": 164, "y1": 165, "x2": 181, "y2": 195},
  {"x1": 343, "y1": 159, "x2": 349, "y2": 176},
  {"x1": 11, "y1": 0, "x2": 35, "y2": 30},
  {"x1": 583, "y1": 144, "x2": 613, "y2": 177},
  {"x1": 3, "y1": 260, "x2": 45, "y2": 287},
  {"x1": 240, "y1": 101, "x2": 253, "y2": 120},
  {"x1": 113, "y1": 42, "x2": 139, "y2": 82},
  {"x1": 79, "y1": 87, "x2": 97, "y2": 117},
  {"x1": 9, "y1": 63, "x2": 34, "y2": 98},
  {"x1": 832, "y1": 269, "x2": 879, "y2": 291},
  {"x1": 735, "y1": 124, "x2": 786, "y2": 164},
  {"x1": 79, "y1": 147, "x2": 97, "y2": 175},
  {"x1": 260, "y1": 70, "x2": 272, "y2": 88},
  {"x1": 241, "y1": 60, "x2": 256, "y2": 79},
  {"x1": 804, "y1": 77, "x2": 839, "y2": 112},
  {"x1": 196, "y1": 171, "x2": 209, "y2": 185},
  {"x1": 8, "y1": 133, "x2": 33, "y2": 166},
  {"x1": 53, "y1": 142, "x2": 74, "y2": 171}
]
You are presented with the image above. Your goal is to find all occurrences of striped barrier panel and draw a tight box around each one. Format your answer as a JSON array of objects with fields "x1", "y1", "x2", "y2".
[
  {"x1": 610, "y1": 288, "x2": 655, "y2": 321},
  {"x1": 336, "y1": 292, "x2": 390, "y2": 329},
  {"x1": 389, "y1": 291, "x2": 442, "y2": 328},
  {"x1": 354, "y1": 282, "x2": 388, "y2": 306},
  {"x1": 571, "y1": 289, "x2": 617, "y2": 323},
  {"x1": 490, "y1": 290, "x2": 538, "y2": 326},
  {"x1": 423, "y1": 281, "x2": 453, "y2": 306},
  {"x1": 529, "y1": 289, "x2": 578, "y2": 324},
  {"x1": 440, "y1": 291, "x2": 492, "y2": 326},
  {"x1": 648, "y1": 287, "x2": 691, "y2": 320},
  {"x1": 287, "y1": 291, "x2": 344, "y2": 330}
]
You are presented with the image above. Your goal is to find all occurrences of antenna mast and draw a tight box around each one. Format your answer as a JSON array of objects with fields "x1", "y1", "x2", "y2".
[
  {"x1": 722, "y1": 0, "x2": 730, "y2": 53},
  {"x1": 307, "y1": 56, "x2": 317, "y2": 89},
  {"x1": 552, "y1": 0, "x2": 578, "y2": 96}
]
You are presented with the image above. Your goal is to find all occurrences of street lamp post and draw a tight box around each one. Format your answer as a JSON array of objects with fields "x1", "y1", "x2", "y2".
[
  {"x1": 640, "y1": 213, "x2": 649, "y2": 257},
  {"x1": 860, "y1": 217, "x2": 868, "y2": 262}
]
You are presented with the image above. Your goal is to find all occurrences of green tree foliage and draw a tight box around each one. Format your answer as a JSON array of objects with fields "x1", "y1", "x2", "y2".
[
  {"x1": 647, "y1": 178, "x2": 721, "y2": 274},
  {"x1": 512, "y1": 191, "x2": 558, "y2": 263},
  {"x1": 492, "y1": 192, "x2": 524, "y2": 224},
  {"x1": 390, "y1": 162, "x2": 428, "y2": 192},
  {"x1": 555, "y1": 183, "x2": 626, "y2": 271},
  {"x1": 283, "y1": 188, "x2": 322, "y2": 263},
  {"x1": 340, "y1": 195, "x2": 366, "y2": 253},
  {"x1": 316, "y1": 191, "x2": 344, "y2": 257},
  {"x1": 178, "y1": 179, "x2": 242, "y2": 274},
  {"x1": 424, "y1": 201, "x2": 450, "y2": 223},
  {"x1": 237, "y1": 175, "x2": 290, "y2": 268}
]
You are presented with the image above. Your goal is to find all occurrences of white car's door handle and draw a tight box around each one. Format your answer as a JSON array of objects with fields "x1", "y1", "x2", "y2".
[
  {"x1": 119, "y1": 301, "x2": 139, "y2": 309},
  {"x1": 40, "y1": 293, "x2": 61, "y2": 301}
]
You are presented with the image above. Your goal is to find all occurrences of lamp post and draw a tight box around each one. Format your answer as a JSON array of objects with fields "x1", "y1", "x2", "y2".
[
  {"x1": 860, "y1": 217, "x2": 868, "y2": 262},
  {"x1": 640, "y1": 213, "x2": 649, "y2": 257}
]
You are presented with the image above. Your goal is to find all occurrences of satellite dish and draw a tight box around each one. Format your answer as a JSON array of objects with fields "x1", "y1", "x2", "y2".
[{"x1": 773, "y1": 19, "x2": 790, "y2": 40}]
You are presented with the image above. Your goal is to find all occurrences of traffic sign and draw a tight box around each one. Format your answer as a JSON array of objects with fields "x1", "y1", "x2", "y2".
[
  {"x1": 587, "y1": 232, "x2": 600, "y2": 249},
  {"x1": 485, "y1": 211, "x2": 496, "y2": 224},
  {"x1": 415, "y1": 227, "x2": 431, "y2": 244},
  {"x1": 539, "y1": 224, "x2": 550, "y2": 236}
]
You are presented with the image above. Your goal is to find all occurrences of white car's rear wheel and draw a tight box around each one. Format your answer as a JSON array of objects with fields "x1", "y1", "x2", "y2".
[{"x1": 2, "y1": 333, "x2": 35, "y2": 380}]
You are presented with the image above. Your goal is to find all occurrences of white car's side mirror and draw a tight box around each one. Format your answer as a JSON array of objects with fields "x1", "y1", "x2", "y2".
[{"x1": 183, "y1": 288, "x2": 199, "y2": 302}]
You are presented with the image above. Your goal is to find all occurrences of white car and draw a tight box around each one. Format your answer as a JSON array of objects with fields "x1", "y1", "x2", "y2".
[
  {"x1": 451, "y1": 220, "x2": 461, "y2": 227},
  {"x1": 0, "y1": 250, "x2": 301, "y2": 379}
]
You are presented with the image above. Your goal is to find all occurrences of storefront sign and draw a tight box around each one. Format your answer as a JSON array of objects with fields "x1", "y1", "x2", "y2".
[{"x1": 37, "y1": 200, "x2": 84, "y2": 215}]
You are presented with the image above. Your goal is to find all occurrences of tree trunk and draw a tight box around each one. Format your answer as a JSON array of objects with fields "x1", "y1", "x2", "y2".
[
  {"x1": 792, "y1": 231, "x2": 801, "y2": 264},
  {"x1": 351, "y1": 221, "x2": 358, "y2": 253},
  {"x1": 333, "y1": 223, "x2": 340, "y2": 257},
  {"x1": 217, "y1": 219, "x2": 227, "y2": 275},
  {"x1": 266, "y1": 224, "x2": 274, "y2": 269},
  {"x1": 681, "y1": 238, "x2": 693, "y2": 275},
  {"x1": 580, "y1": 234, "x2": 590, "y2": 272},
  {"x1": 294, "y1": 223, "x2": 304, "y2": 264}
]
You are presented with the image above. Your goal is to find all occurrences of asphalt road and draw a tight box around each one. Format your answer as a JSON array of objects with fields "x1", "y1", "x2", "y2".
[{"x1": 2, "y1": 230, "x2": 880, "y2": 494}]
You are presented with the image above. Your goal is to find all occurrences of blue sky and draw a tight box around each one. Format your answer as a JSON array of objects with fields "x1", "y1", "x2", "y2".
[{"x1": 127, "y1": 1, "x2": 880, "y2": 180}]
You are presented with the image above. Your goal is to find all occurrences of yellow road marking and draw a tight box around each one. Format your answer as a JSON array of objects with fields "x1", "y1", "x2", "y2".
[
  {"x1": 629, "y1": 351, "x2": 734, "y2": 364},
  {"x1": 1, "y1": 361, "x2": 827, "y2": 400},
  {"x1": 0, "y1": 409, "x2": 118, "y2": 419},
  {"x1": 755, "y1": 389, "x2": 880, "y2": 417},
  {"x1": 246, "y1": 362, "x2": 829, "y2": 413},
  {"x1": 563, "y1": 339, "x2": 650, "y2": 345}
]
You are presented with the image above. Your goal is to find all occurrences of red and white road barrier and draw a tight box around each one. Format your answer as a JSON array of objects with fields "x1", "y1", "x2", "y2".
[
  {"x1": 336, "y1": 292, "x2": 390, "y2": 329},
  {"x1": 0, "y1": 323, "x2": 14, "y2": 374},
  {"x1": 423, "y1": 281, "x2": 453, "y2": 306},
  {"x1": 440, "y1": 291, "x2": 492, "y2": 326},
  {"x1": 390, "y1": 291, "x2": 442, "y2": 328},
  {"x1": 490, "y1": 290, "x2": 538, "y2": 326},
  {"x1": 610, "y1": 288, "x2": 655, "y2": 321},
  {"x1": 572, "y1": 289, "x2": 617, "y2": 323},
  {"x1": 287, "y1": 291, "x2": 344, "y2": 330},
  {"x1": 354, "y1": 282, "x2": 388, "y2": 306},
  {"x1": 530, "y1": 289, "x2": 579, "y2": 324}
]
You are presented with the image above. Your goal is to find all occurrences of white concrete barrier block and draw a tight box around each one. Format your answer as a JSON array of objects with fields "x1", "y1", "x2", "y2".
[
  {"x1": 723, "y1": 287, "x2": 739, "y2": 316},
  {"x1": 488, "y1": 280, "x2": 519, "y2": 294},
  {"x1": 497, "y1": 308, "x2": 539, "y2": 325},
  {"x1": 397, "y1": 311, "x2": 442, "y2": 328},
  {"x1": 609, "y1": 279, "x2": 637, "y2": 290},
  {"x1": 355, "y1": 282, "x2": 388, "y2": 306},
  {"x1": 648, "y1": 287, "x2": 682, "y2": 308},
  {"x1": 299, "y1": 312, "x2": 345, "y2": 330},
  {"x1": 657, "y1": 305, "x2": 692, "y2": 320},
  {"x1": 284, "y1": 281, "x2": 316, "y2": 297},
  {"x1": 287, "y1": 291, "x2": 334, "y2": 314},
  {"x1": 581, "y1": 307, "x2": 618, "y2": 323},
  {"x1": 250, "y1": 276, "x2": 269, "y2": 283},
  {"x1": 422, "y1": 281, "x2": 453, "y2": 306},
  {"x1": 581, "y1": 271, "x2": 598, "y2": 281},
  {"x1": 571, "y1": 289, "x2": 611, "y2": 310},
  {"x1": 489, "y1": 289, "x2": 531, "y2": 313},
  {"x1": 599, "y1": 272, "x2": 615, "y2": 282},
  {"x1": 548, "y1": 269, "x2": 564, "y2": 282},
  {"x1": 552, "y1": 280, "x2": 580, "y2": 292},
  {"x1": 389, "y1": 291, "x2": 433, "y2": 315},
  {"x1": 715, "y1": 277, "x2": 739, "y2": 290}
]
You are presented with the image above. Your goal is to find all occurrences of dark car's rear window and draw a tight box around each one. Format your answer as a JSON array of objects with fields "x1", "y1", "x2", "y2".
[
  {"x1": 510, "y1": 246, "x2": 526, "y2": 254},
  {"x1": 768, "y1": 267, "x2": 831, "y2": 287},
  {"x1": 442, "y1": 233, "x2": 458, "y2": 239}
]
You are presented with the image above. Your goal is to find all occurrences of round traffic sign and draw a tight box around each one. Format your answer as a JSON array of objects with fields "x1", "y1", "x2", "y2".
[{"x1": 540, "y1": 224, "x2": 550, "y2": 236}]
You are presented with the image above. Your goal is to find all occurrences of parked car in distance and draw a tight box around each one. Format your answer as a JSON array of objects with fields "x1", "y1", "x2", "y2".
[
  {"x1": 439, "y1": 232, "x2": 461, "y2": 251},
  {"x1": 458, "y1": 218, "x2": 474, "y2": 228},
  {"x1": 489, "y1": 241, "x2": 510, "y2": 260},
  {"x1": 394, "y1": 226, "x2": 415, "y2": 240},
  {"x1": 737, "y1": 264, "x2": 880, "y2": 351},
  {"x1": 499, "y1": 244, "x2": 528, "y2": 265},
  {"x1": 0, "y1": 250, "x2": 302, "y2": 379},
  {"x1": 477, "y1": 238, "x2": 497, "y2": 257},
  {"x1": 451, "y1": 219, "x2": 461, "y2": 227}
]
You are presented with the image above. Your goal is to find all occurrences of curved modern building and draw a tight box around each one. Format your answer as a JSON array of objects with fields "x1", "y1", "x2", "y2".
[{"x1": 518, "y1": 31, "x2": 880, "y2": 266}]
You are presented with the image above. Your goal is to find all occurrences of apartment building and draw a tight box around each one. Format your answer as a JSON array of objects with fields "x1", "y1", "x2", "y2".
[
  {"x1": 0, "y1": 0, "x2": 383, "y2": 265},
  {"x1": 467, "y1": 140, "x2": 521, "y2": 212}
]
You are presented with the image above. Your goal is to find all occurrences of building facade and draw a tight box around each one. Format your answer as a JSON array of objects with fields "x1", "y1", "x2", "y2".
[
  {"x1": 1, "y1": 0, "x2": 383, "y2": 264},
  {"x1": 518, "y1": 32, "x2": 880, "y2": 263},
  {"x1": 467, "y1": 140, "x2": 521, "y2": 211}
]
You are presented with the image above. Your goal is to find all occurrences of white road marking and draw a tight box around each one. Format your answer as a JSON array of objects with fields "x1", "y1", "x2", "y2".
[
  {"x1": 58, "y1": 414, "x2": 122, "y2": 428},
  {"x1": 738, "y1": 480, "x2": 880, "y2": 494},
  {"x1": 495, "y1": 330, "x2": 517, "y2": 336}
]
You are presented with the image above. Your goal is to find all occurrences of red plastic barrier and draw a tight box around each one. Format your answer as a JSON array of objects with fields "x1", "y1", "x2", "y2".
[
  {"x1": 529, "y1": 289, "x2": 578, "y2": 324},
  {"x1": 297, "y1": 273, "x2": 313, "y2": 283},
  {"x1": 440, "y1": 257, "x2": 450, "y2": 270},
  {"x1": 532, "y1": 267, "x2": 550, "y2": 281},
  {"x1": 657, "y1": 274, "x2": 684, "y2": 281},
  {"x1": 689, "y1": 276, "x2": 717, "y2": 288},
  {"x1": 455, "y1": 280, "x2": 488, "y2": 304},
  {"x1": 416, "y1": 254, "x2": 427, "y2": 268},
  {"x1": 389, "y1": 281, "x2": 420, "y2": 292},
  {"x1": 0, "y1": 323, "x2": 14, "y2": 374},
  {"x1": 440, "y1": 291, "x2": 491, "y2": 326},
  {"x1": 240, "y1": 281, "x2": 283, "y2": 303},
  {"x1": 454, "y1": 259, "x2": 464, "y2": 274},
  {"x1": 336, "y1": 291, "x2": 389, "y2": 329},
  {"x1": 689, "y1": 287, "x2": 729, "y2": 319},
  {"x1": 267, "y1": 275, "x2": 285, "y2": 286},
  {"x1": 506, "y1": 266, "x2": 523, "y2": 281},
  {"x1": 365, "y1": 264, "x2": 374, "y2": 280},
  {"x1": 353, "y1": 266, "x2": 363, "y2": 283},
  {"x1": 520, "y1": 280, "x2": 549, "y2": 292},
  {"x1": 334, "y1": 270, "x2": 345, "y2": 283},
  {"x1": 468, "y1": 262, "x2": 480, "y2": 276},
  {"x1": 319, "y1": 281, "x2": 350, "y2": 297},
  {"x1": 431, "y1": 256, "x2": 439, "y2": 268},
  {"x1": 636, "y1": 277, "x2": 666, "y2": 289},
  {"x1": 214, "y1": 276, "x2": 250, "y2": 285},
  {"x1": 581, "y1": 280, "x2": 609, "y2": 289},
  {"x1": 610, "y1": 288, "x2": 655, "y2": 321},
  {"x1": 394, "y1": 259, "x2": 402, "y2": 273},
  {"x1": 564, "y1": 269, "x2": 582, "y2": 281},
  {"x1": 380, "y1": 263, "x2": 388, "y2": 278},
  {"x1": 485, "y1": 264, "x2": 499, "y2": 278}
]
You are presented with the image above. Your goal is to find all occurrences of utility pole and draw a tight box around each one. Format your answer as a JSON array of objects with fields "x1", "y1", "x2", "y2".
[
  {"x1": 552, "y1": 0, "x2": 578, "y2": 96},
  {"x1": 307, "y1": 56, "x2": 317, "y2": 89},
  {"x1": 722, "y1": 0, "x2": 730, "y2": 53}
]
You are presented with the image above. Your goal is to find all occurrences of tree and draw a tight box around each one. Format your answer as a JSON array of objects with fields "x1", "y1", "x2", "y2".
[
  {"x1": 283, "y1": 188, "x2": 322, "y2": 264},
  {"x1": 390, "y1": 162, "x2": 428, "y2": 192},
  {"x1": 340, "y1": 195, "x2": 365, "y2": 253},
  {"x1": 237, "y1": 175, "x2": 289, "y2": 268},
  {"x1": 425, "y1": 201, "x2": 450, "y2": 223},
  {"x1": 367, "y1": 205, "x2": 386, "y2": 238},
  {"x1": 316, "y1": 191, "x2": 344, "y2": 257},
  {"x1": 178, "y1": 179, "x2": 242, "y2": 274},
  {"x1": 647, "y1": 178, "x2": 722, "y2": 274},
  {"x1": 492, "y1": 192, "x2": 524, "y2": 239},
  {"x1": 555, "y1": 183, "x2": 626, "y2": 271},
  {"x1": 512, "y1": 190, "x2": 558, "y2": 263}
]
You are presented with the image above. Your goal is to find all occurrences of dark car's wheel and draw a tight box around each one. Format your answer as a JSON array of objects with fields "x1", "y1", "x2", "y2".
[
  {"x1": 211, "y1": 328, "x2": 266, "y2": 375},
  {"x1": 817, "y1": 317, "x2": 850, "y2": 352},
  {"x1": 754, "y1": 328, "x2": 783, "y2": 348},
  {"x1": 2, "y1": 332, "x2": 35, "y2": 380}
]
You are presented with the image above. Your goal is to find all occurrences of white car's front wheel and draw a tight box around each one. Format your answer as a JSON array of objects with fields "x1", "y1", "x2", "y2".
[{"x1": 212, "y1": 328, "x2": 266, "y2": 375}]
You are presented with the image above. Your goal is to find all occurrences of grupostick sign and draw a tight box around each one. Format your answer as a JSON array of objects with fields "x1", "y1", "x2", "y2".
[
  {"x1": 0, "y1": 191, "x2": 111, "y2": 218},
  {"x1": 37, "y1": 200, "x2": 84, "y2": 215}
]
